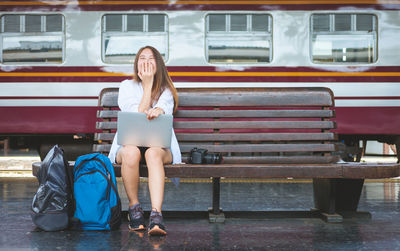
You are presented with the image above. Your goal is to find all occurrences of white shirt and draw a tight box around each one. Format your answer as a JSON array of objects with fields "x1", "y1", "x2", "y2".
[{"x1": 108, "y1": 79, "x2": 182, "y2": 164}]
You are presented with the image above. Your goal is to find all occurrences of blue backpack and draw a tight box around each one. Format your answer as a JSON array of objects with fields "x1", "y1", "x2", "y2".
[{"x1": 72, "y1": 153, "x2": 121, "y2": 230}]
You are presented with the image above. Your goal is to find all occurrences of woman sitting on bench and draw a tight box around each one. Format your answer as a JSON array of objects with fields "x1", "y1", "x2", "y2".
[{"x1": 108, "y1": 46, "x2": 181, "y2": 236}]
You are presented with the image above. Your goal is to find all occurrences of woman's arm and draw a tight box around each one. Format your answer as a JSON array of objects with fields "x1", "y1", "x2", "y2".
[
  {"x1": 138, "y1": 88, "x2": 152, "y2": 113},
  {"x1": 138, "y1": 62, "x2": 154, "y2": 113},
  {"x1": 155, "y1": 88, "x2": 174, "y2": 115},
  {"x1": 146, "y1": 88, "x2": 174, "y2": 120},
  {"x1": 118, "y1": 80, "x2": 139, "y2": 112}
]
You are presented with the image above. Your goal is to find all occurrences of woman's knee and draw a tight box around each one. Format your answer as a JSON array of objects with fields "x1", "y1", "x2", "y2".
[
  {"x1": 120, "y1": 145, "x2": 141, "y2": 164},
  {"x1": 144, "y1": 147, "x2": 163, "y2": 164}
]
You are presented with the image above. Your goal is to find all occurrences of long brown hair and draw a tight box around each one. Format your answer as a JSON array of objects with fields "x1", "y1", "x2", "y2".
[{"x1": 133, "y1": 46, "x2": 178, "y2": 113}]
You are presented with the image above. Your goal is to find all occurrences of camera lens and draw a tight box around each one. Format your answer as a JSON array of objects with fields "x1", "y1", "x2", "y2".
[{"x1": 204, "y1": 153, "x2": 222, "y2": 164}]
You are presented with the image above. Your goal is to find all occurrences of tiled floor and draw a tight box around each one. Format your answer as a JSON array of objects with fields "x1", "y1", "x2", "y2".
[{"x1": 1, "y1": 177, "x2": 399, "y2": 250}]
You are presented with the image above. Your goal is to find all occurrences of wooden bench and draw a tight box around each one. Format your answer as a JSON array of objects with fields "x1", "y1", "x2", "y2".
[{"x1": 33, "y1": 87, "x2": 399, "y2": 222}]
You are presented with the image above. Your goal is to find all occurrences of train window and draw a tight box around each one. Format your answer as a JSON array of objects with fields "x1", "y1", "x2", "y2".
[
  {"x1": 231, "y1": 15, "x2": 247, "y2": 31},
  {"x1": 102, "y1": 14, "x2": 168, "y2": 64},
  {"x1": 127, "y1": 15, "x2": 143, "y2": 32},
  {"x1": 334, "y1": 14, "x2": 351, "y2": 31},
  {"x1": 0, "y1": 14, "x2": 64, "y2": 64},
  {"x1": 206, "y1": 14, "x2": 272, "y2": 64},
  {"x1": 148, "y1": 14, "x2": 165, "y2": 32},
  {"x1": 252, "y1": 15, "x2": 269, "y2": 32},
  {"x1": 311, "y1": 13, "x2": 377, "y2": 64},
  {"x1": 46, "y1": 15, "x2": 63, "y2": 32},
  {"x1": 312, "y1": 15, "x2": 329, "y2": 32},
  {"x1": 356, "y1": 14, "x2": 374, "y2": 31},
  {"x1": 209, "y1": 15, "x2": 225, "y2": 32},
  {"x1": 25, "y1": 15, "x2": 42, "y2": 32},
  {"x1": 105, "y1": 15, "x2": 123, "y2": 32},
  {"x1": 3, "y1": 15, "x2": 20, "y2": 32}
]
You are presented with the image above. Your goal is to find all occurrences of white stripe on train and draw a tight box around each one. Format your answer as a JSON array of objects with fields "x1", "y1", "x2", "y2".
[
  {"x1": 0, "y1": 82, "x2": 399, "y2": 107},
  {"x1": 0, "y1": 81, "x2": 398, "y2": 97}
]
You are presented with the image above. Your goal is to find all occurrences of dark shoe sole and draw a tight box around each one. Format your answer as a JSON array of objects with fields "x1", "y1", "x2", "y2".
[
  {"x1": 148, "y1": 225, "x2": 167, "y2": 236},
  {"x1": 129, "y1": 224, "x2": 146, "y2": 231}
]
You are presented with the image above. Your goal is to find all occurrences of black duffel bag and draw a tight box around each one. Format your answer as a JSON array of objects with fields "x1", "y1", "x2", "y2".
[{"x1": 31, "y1": 145, "x2": 73, "y2": 231}]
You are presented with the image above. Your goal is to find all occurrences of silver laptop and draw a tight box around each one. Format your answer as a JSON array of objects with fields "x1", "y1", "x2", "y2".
[{"x1": 117, "y1": 111, "x2": 173, "y2": 148}]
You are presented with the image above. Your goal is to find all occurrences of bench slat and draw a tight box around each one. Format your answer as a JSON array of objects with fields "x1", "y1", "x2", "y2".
[
  {"x1": 95, "y1": 132, "x2": 337, "y2": 143},
  {"x1": 96, "y1": 121, "x2": 117, "y2": 130},
  {"x1": 99, "y1": 88, "x2": 118, "y2": 107},
  {"x1": 99, "y1": 88, "x2": 335, "y2": 108},
  {"x1": 97, "y1": 109, "x2": 335, "y2": 119},
  {"x1": 173, "y1": 121, "x2": 336, "y2": 130},
  {"x1": 32, "y1": 162, "x2": 400, "y2": 179},
  {"x1": 96, "y1": 121, "x2": 336, "y2": 130},
  {"x1": 94, "y1": 133, "x2": 115, "y2": 141},
  {"x1": 93, "y1": 143, "x2": 337, "y2": 154},
  {"x1": 89, "y1": 147, "x2": 340, "y2": 163},
  {"x1": 95, "y1": 132, "x2": 337, "y2": 142},
  {"x1": 177, "y1": 88, "x2": 334, "y2": 107},
  {"x1": 164, "y1": 164, "x2": 343, "y2": 178},
  {"x1": 93, "y1": 144, "x2": 111, "y2": 153},
  {"x1": 176, "y1": 132, "x2": 337, "y2": 141},
  {"x1": 97, "y1": 110, "x2": 118, "y2": 118},
  {"x1": 182, "y1": 155, "x2": 341, "y2": 164},
  {"x1": 163, "y1": 163, "x2": 399, "y2": 178},
  {"x1": 179, "y1": 143, "x2": 337, "y2": 153},
  {"x1": 175, "y1": 109, "x2": 334, "y2": 118}
]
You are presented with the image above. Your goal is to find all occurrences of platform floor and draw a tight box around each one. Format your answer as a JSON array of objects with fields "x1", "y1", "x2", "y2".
[{"x1": 1, "y1": 177, "x2": 400, "y2": 250}]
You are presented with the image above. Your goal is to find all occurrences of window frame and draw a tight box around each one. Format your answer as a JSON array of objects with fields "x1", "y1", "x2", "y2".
[
  {"x1": 0, "y1": 13, "x2": 65, "y2": 64},
  {"x1": 309, "y1": 12, "x2": 378, "y2": 65},
  {"x1": 205, "y1": 12, "x2": 273, "y2": 65},
  {"x1": 101, "y1": 13, "x2": 169, "y2": 64}
]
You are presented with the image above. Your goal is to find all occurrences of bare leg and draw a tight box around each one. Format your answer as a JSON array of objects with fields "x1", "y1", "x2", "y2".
[
  {"x1": 144, "y1": 147, "x2": 172, "y2": 212},
  {"x1": 117, "y1": 145, "x2": 142, "y2": 207}
]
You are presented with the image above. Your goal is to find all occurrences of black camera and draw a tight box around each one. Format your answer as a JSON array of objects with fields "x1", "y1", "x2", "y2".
[{"x1": 189, "y1": 148, "x2": 223, "y2": 164}]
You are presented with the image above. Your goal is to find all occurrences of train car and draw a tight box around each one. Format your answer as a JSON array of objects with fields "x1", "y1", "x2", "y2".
[{"x1": 0, "y1": 0, "x2": 399, "y2": 160}]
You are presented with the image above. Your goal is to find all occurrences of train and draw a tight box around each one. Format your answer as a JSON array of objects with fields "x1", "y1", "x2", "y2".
[{"x1": 0, "y1": 0, "x2": 399, "y2": 160}]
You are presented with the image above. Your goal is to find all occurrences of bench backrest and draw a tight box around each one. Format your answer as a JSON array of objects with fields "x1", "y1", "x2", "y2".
[{"x1": 93, "y1": 87, "x2": 339, "y2": 164}]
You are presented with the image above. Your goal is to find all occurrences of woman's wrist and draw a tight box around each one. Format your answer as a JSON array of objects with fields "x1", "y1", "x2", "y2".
[
  {"x1": 145, "y1": 107, "x2": 165, "y2": 120},
  {"x1": 142, "y1": 80, "x2": 152, "y2": 90},
  {"x1": 154, "y1": 107, "x2": 165, "y2": 114}
]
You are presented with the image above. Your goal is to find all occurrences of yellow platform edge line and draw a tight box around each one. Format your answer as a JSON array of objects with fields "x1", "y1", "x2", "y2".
[{"x1": 1, "y1": 177, "x2": 399, "y2": 183}]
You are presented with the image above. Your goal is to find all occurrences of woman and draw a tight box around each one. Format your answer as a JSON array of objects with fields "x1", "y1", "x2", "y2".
[{"x1": 108, "y1": 46, "x2": 181, "y2": 236}]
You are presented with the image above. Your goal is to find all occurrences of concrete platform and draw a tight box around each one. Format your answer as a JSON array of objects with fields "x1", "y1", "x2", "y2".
[{"x1": 1, "y1": 177, "x2": 400, "y2": 250}]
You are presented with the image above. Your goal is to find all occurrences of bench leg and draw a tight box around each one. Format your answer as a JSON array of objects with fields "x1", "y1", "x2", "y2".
[
  {"x1": 0, "y1": 137, "x2": 9, "y2": 156},
  {"x1": 395, "y1": 138, "x2": 400, "y2": 163},
  {"x1": 209, "y1": 177, "x2": 225, "y2": 223},
  {"x1": 313, "y1": 178, "x2": 371, "y2": 222}
]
